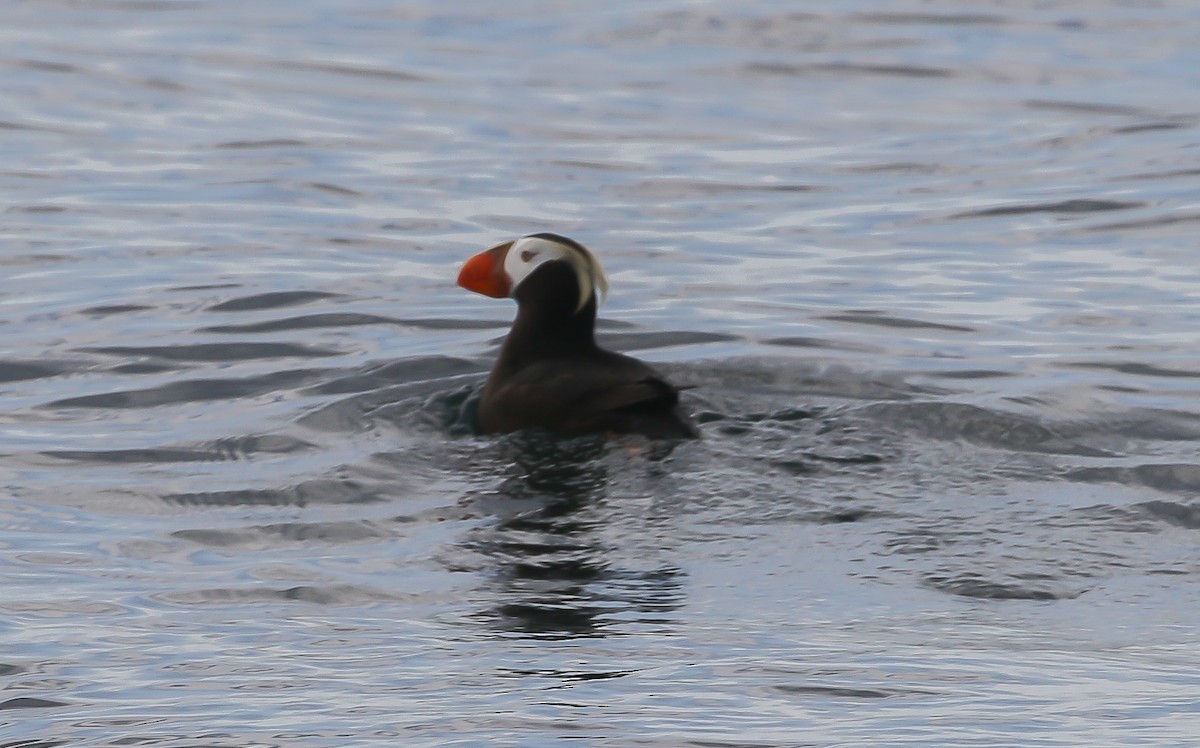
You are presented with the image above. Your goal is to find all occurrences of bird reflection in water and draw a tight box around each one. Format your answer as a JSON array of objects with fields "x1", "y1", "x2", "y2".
[{"x1": 464, "y1": 432, "x2": 685, "y2": 639}]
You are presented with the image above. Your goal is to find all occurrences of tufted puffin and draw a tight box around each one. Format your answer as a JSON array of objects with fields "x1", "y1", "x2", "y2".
[{"x1": 456, "y1": 232, "x2": 699, "y2": 439}]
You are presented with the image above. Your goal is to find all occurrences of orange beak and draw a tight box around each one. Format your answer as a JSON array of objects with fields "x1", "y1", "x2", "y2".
[{"x1": 456, "y1": 241, "x2": 513, "y2": 299}]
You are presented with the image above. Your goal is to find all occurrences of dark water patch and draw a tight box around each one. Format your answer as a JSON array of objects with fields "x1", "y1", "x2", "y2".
[
  {"x1": 0, "y1": 361, "x2": 74, "y2": 383},
  {"x1": 155, "y1": 584, "x2": 405, "y2": 607},
  {"x1": 169, "y1": 283, "x2": 242, "y2": 292},
  {"x1": 503, "y1": 666, "x2": 639, "y2": 683},
  {"x1": 841, "y1": 161, "x2": 941, "y2": 175},
  {"x1": 951, "y1": 199, "x2": 1142, "y2": 219},
  {"x1": 305, "y1": 181, "x2": 362, "y2": 197},
  {"x1": 479, "y1": 562, "x2": 686, "y2": 640},
  {"x1": 614, "y1": 178, "x2": 821, "y2": 199},
  {"x1": 212, "y1": 138, "x2": 309, "y2": 149},
  {"x1": 764, "y1": 336, "x2": 881, "y2": 353},
  {"x1": 1095, "y1": 384, "x2": 1143, "y2": 394},
  {"x1": 163, "y1": 478, "x2": 382, "y2": 508},
  {"x1": 1025, "y1": 99, "x2": 1149, "y2": 117},
  {"x1": 1112, "y1": 167, "x2": 1200, "y2": 182},
  {"x1": 506, "y1": 553, "x2": 606, "y2": 582},
  {"x1": 804, "y1": 451, "x2": 885, "y2": 466},
  {"x1": 853, "y1": 11, "x2": 1005, "y2": 26},
  {"x1": 44, "y1": 368, "x2": 330, "y2": 409},
  {"x1": 207, "y1": 290, "x2": 342, "y2": 312},
  {"x1": 924, "y1": 575, "x2": 1073, "y2": 601},
  {"x1": 811, "y1": 508, "x2": 878, "y2": 524},
  {"x1": 43, "y1": 446, "x2": 240, "y2": 465},
  {"x1": 466, "y1": 450, "x2": 634, "y2": 540},
  {"x1": 1064, "y1": 361, "x2": 1199, "y2": 379},
  {"x1": 398, "y1": 317, "x2": 513, "y2": 331},
  {"x1": 8, "y1": 204, "x2": 70, "y2": 213},
  {"x1": 884, "y1": 531, "x2": 953, "y2": 555},
  {"x1": 772, "y1": 683, "x2": 929, "y2": 699},
  {"x1": 0, "y1": 252, "x2": 73, "y2": 268},
  {"x1": 81, "y1": 342, "x2": 341, "y2": 362},
  {"x1": 927, "y1": 369, "x2": 1014, "y2": 380},
  {"x1": 18, "y1": 59, "x2": 80, "y2": 74},
  {"x1": 863, "y1": 401, "x2": 1110, "y2": 456},
  {"x1": 0, "y1": 118, "x2": 75, "y2": 133},
  {"x1": 432, "y1": 383, "x2": 480, "y2": 437},
  {"x1": 0, "y1": 697, "x2": 69, "y2": 710},
  {"x1": 0, "y1": 599, "x2": 126, "y2": 617},
  {"x1": 545, "y1": 158, "x2": 646, "y2": 173},
  {"x1": 1086, "y1": 210, "x2": 1200, "y2": 232},
  {"x1": 719, "y1": 416, "x2": 790, "y2": 436},
  {"x1": 1113, "y1": 122, "x2": 1189, "y2": 134},
  {"x1": 174, "y1": 518, "x2": 398, "y2": 549},
  {"x1": 111, "y1": 361, "x2": 179, "y2": 375},
  {"x1": 279, "y1": 59, "x2": 430, "y2": 83},
  {"x1": 79, "y1": 304, "x2": 155, "y2": 317},
  {"x1": 749, "y1": 406, "x2": 820, "y2": 423},
  {"x1": 819, "y1": 311, "x2": 973, "y2": 333},
  {"x1": 487, "y1": 601, "x2": 609, "y2": 639},
  {"x1": 1137, "y1": 500, "x2": 1200, "y2": 530},
  {"x1": 42, "y1": 435, "x2": 313, "y2": 465},
  {"x1": 741, "y1": 62, "x2": 953, "y2": 79},
  {"x1": 139, "y1": 74, "x2": 192, "y2": 92}
]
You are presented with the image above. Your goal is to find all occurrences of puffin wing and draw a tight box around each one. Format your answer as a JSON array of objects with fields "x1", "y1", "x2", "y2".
[
  {"x1": 572, "y1": 375, "x2": 698, "y2": 439},
  {"x1": 571, "y1": 375, "x2": 680, "y2": 412},
  {"x1": 489, "y1": 357, "x2": 697, "y2": 438}
]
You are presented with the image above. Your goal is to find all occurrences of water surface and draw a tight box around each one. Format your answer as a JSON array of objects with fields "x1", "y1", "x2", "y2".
[{"x1": 3, "y1": 1, "x2": 1200, "y2": 745}]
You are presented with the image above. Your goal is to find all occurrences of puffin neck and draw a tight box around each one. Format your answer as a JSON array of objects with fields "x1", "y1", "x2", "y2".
[{"x1": 503, "y1": 261, "x2": 598, "y2": 361}]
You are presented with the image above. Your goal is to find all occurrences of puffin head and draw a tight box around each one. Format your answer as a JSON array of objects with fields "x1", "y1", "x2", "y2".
[{"x1": 457, "y1": 232, "x2": 609, "y2": 315}]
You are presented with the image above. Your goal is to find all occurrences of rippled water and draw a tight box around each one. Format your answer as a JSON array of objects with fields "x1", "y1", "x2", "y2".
[{"x1": 3, "y1": 1, "x2": 1200, "y2": 745}]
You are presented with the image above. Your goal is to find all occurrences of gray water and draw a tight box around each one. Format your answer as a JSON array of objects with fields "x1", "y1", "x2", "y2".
[{"x1": 3, "y1": 1, "x2": 1200, "y2": 745}]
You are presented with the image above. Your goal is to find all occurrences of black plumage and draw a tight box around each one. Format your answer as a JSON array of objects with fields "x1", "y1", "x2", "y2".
[{"x1": 459, "y1": 235, "x2": 698, "y2": 439}]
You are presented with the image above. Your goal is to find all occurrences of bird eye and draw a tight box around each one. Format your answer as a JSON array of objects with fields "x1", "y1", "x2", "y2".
[{"x1": 520, "y1": 250, "x2": 537, "y2": 262}]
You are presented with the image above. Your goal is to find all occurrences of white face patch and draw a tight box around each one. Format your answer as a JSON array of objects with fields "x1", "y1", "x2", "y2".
[{"x1": 504, "y1": 234, "x2": 609, "y2": 313}]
